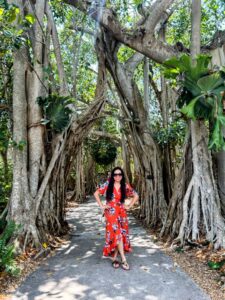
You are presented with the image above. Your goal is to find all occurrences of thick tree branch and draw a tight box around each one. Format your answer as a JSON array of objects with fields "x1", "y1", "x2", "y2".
[
  {"x1": 64, "y1": 0, "x2": 225, "y2": 63},
  {"x1": 46, "y1": 2, "x2": 69, "y2": 95},
  {"x1": 144, "y1": 0, "x2": 175, "y2": 34},
  {"x1": 125, "y1": 52, "x2": 144, "y2": 74},
  {"x1": 149, "y1": 74, "x2": 162, "y2": 101},
  {"x1": 90, "y1": 130, "x2": 121, "y2": 144},
  {"x1": 63, "y1": 0, "x2": 178, "y2": 63}
]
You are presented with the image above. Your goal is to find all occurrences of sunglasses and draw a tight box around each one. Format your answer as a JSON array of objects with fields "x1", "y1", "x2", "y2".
[{"x1": 113, "y1": 173, "x2": 122, "y2": 177}]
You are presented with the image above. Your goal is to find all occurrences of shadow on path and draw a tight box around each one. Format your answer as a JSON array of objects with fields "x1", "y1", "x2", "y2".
[{"x1": 12, "y1": 198, "x2": 210, "y2": 300}]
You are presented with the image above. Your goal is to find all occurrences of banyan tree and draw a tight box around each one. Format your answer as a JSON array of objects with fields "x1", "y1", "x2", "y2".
[{"x1": 2, "y1": 0, "x2": 225, "y2": 253}]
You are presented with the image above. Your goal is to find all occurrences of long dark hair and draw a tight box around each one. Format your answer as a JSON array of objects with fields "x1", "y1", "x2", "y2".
[{"x1": 106, "y1": 167, "x2": 126, "y2": 203}]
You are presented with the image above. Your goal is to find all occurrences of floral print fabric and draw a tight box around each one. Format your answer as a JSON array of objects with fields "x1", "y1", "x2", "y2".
[{"x1": 97, "y1": 181, "x2": 138, "y2": 257}]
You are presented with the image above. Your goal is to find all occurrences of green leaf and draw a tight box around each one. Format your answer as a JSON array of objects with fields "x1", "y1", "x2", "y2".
[
  {"x1": 18, "y1": 140, "x2": 26, "y2": 150},
  {"x1": 7, "y1": 6, "x2": 19, "y2": 23},
  {"x1": 194, "y1": 98, "x2": 212, "y2": 119},
  {"x1": 208, "y1": 260, "x2": 225, "y2": 270},
  {"x1": 163, "y1": 56, "x2": 182, "y2": 68},
  {"x1": 208, "y1": 118, "x2": 224, "y2": 151},
  {"x1": 133, "y1": 0, "x2": 142, "y2": 5},
  {"x1": 25, "y1": 13, "x2": 35, "y2": 24},
  {"x1": 183, "y1": 75, "x2": 201, "y2": 96},
  {"x1": 180, "y1": 96, "x2": 200, "y2": 119},
  {"x1": 217, "y1": 115, "x2": 225, "y2": 127},
  {"x1": 175, "y1": 246, "x2": 184, "y2": 253},
  {"x1": 37, "y1": 94, "x2": 73, "y2": 132},
  {"x1": 197, "y1": 73, "x2": 224, "y2": 92}
]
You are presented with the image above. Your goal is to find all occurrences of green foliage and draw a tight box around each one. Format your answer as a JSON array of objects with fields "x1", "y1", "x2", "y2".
[
  {"x1": 11, "y1": 140, "x2": 26, "y2": 150},
  {"x1": 175, "y1": 246, "x2": 184, "y2": 253},
  {"x1": 166, "y1": 0, "x2": 225, "y2": 47},
  {"x1": 117, "y1": 45, "x2": 136, "y2": 63},
  {"x1": 0, "y1": 4, "x2": 36, "y2": 57},
  {"x1": 164, "y1": 54, "x2": 225, "y2": 151},
  {"x1": 0, "y1": 108, "x2": 10, "y2": 152},
  {"x1": 208, "y1": 260, "x2": 225, "y2": 270},
  {"x1": 0, "y1": 109, "x2": 12, "y2": 212},
  {"x1": 0, "y1": 160, "x2": 12, "y2": 211},
  {"x1": 166, "y1": 0, "x2": 191, "y2": 48},
  {"x1": 0, "y1": 221, "x2": 20, "y2": 276},
  {"x1": 153, "y1": 119, "x2": 186, "y2": 147},
  {"x1": 37, "y1": 94, "x2": 74, "y2": 132},
  {"x1": 90, "y1": 138, "x2": 117, "y2": 166}
]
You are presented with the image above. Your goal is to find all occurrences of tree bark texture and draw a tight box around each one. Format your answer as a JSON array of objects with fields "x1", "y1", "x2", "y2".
[
  {"x1": 161, "y1": 0, "x2": 225, "y2": 248},
  {"x1": 101, "y1": 30, "x2": 167, "y2": 225},
  {"x1": 7, "y1": 1, "x2": 107, "y2": 251}
]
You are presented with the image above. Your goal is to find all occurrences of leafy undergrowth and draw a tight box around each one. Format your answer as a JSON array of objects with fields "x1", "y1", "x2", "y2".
[
  {"x1": 130, "y1": 206, "x2": 225, "y2": 300},
  {"x1": 0, "y1": 234, "x2": 70, "y2": 296},
  {"x1": 162, "y1": 245, "x2": 225, "y2": 300},
  {"x1": 0, "y1": 221, "x2": 21, "y2": 277},
  {"x1": 0, "y1": 198, "x2": 75, "y2": 297}
]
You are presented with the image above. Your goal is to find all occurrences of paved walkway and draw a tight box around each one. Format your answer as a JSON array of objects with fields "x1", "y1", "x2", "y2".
[{"x1": 13, "y1": 198, "x2": 210, "y2": 300}]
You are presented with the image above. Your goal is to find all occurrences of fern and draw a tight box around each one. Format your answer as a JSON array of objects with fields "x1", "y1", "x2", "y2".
[{"x1": 0, "y1": 221, "x2": 21, "y2": 276}]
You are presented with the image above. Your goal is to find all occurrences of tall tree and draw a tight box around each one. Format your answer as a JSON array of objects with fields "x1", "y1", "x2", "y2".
[{"x1": 7, "y1": 0, "x2": 107, "y2": 251}]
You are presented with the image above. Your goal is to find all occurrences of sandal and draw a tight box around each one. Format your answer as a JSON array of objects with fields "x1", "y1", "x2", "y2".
[
  {"x1": 121, "y1": 260, "x2": 130, "y2": 271},
  {"x1": 112, "y1": 260, "x2": 120, "y2": 269}
]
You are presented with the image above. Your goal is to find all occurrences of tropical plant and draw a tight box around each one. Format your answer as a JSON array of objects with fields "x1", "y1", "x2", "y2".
[
  {"x1": 37, "y1": 94, "x2": 74, "y2": 133},
  {"x1": 0, "y1": 109, "x2": 12, "y2": 213},
  {"x1": 90, "y1": 137, "x2": 117, "y2": 165},
  {"x1": 164, "y1": 54, "x2": 225, "y2": 151},
  {"x1": 153, "y1": 119, "x2": 186, "y2": 147},
  {"x1": 0, "y1": 221, "x2": 20, "y2": 276}
]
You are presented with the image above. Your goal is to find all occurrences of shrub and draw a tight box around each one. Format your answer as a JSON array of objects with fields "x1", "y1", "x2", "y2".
[{"x1": 0, "y1": 221, "x2": 20, "y2": 276}]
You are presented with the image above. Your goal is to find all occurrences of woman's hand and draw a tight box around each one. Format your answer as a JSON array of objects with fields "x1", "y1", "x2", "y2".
[
  {"x1": 101, "y1": 204, "x2": 111, "y2": 210},
  {"x1": 124, "y1": 204, "x2": 131, "y2": 210}
]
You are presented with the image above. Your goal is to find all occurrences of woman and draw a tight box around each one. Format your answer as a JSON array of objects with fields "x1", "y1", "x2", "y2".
[{"x1": 94, "y1": 167, "x2": 139, "y2": 270}]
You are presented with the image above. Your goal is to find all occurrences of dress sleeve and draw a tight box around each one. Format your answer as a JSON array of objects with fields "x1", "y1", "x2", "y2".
[
  {"x1": 126, "y1": 183, "x2": 138, "y2": 197},
  {"x1": 97, "y1": 181, "x2": 109, "y2": 196}
]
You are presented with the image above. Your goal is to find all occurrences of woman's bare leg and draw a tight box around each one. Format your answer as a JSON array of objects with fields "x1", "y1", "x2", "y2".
[
  {"x1": 112, "y1": 247, "x2": 119, "y2": 261},
  {"x1": 111, "y1": 247, "x2": 120, "y2": 268},
  {"x1": 117, "y1": 240, "x2": 126, "y2": 262},
  {"x1": 117, "y1": 239, "x2": 129, "y2": 270}
]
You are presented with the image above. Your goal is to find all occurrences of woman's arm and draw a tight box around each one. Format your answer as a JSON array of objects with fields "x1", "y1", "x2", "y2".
[
  {"x1": 93, "y1": 188, "x2": 111, "y2": 210},
  {"x1": 127, "y1": 193, "x2": 139, "y2": 209},
  {"x1": 124, "y1": 183, "x2": 139, "y2": 210},
  {"x1": 93, "y1": 190, "x2": 104, "y2": 209}
]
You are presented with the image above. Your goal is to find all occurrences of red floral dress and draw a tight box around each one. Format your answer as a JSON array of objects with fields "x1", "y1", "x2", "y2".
[{"x1": 97, "y1": 181, "x2": 138, "y2": 257}]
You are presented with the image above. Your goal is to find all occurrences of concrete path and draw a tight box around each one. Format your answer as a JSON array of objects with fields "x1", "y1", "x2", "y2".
[{"x1": 13, "y1": 197, "x2": 210, "y2": 300}]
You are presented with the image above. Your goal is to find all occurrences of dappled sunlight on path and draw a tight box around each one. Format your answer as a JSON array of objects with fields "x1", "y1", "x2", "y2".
[{"x1": 12, "y1": 198, "x2": 210, "y2": 300}]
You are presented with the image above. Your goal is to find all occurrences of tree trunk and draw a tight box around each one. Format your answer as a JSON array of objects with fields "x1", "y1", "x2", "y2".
[
  {"x1": 143, "y1": 57, "x2": 150, "y2": 115},
  {"x1": 102, "y1": 31, "x2": 167, "y2": 225},
  {"x1": 161, "y1": 0, "x2": 225, "y2": 248},
  {"x1": 121, "y1": 133, "x2": 132, "y2": 184},
  {"x1": 84, "y1": 153, "x2": 96, "y2": 195},
  {"x1": 210, "y1": 46, "x2": 225, "y2": 215},
  {"x1": 71, "y1": 145, "x2": 86, "y2": 203},
  {"x1": 7, "y1": 1, "x2": 107, "y2": 252},
  {"x1": 27, "y1": 0, "x2": 46, "y2": 198},
  {"x1": 0, "y1": 151, "x2": 9, "y2": 182}
]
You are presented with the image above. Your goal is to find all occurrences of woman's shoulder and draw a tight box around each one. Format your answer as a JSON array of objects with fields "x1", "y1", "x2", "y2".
[
  {"x1": 125, "y1": 182, "x2": 132, "y2": 188},
  {"x1": 98, "y1": 180, "x2": 109, "y2": 189},
  {"x1": 125, "y1": 182, "x2": 138, "y2": 195}
]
